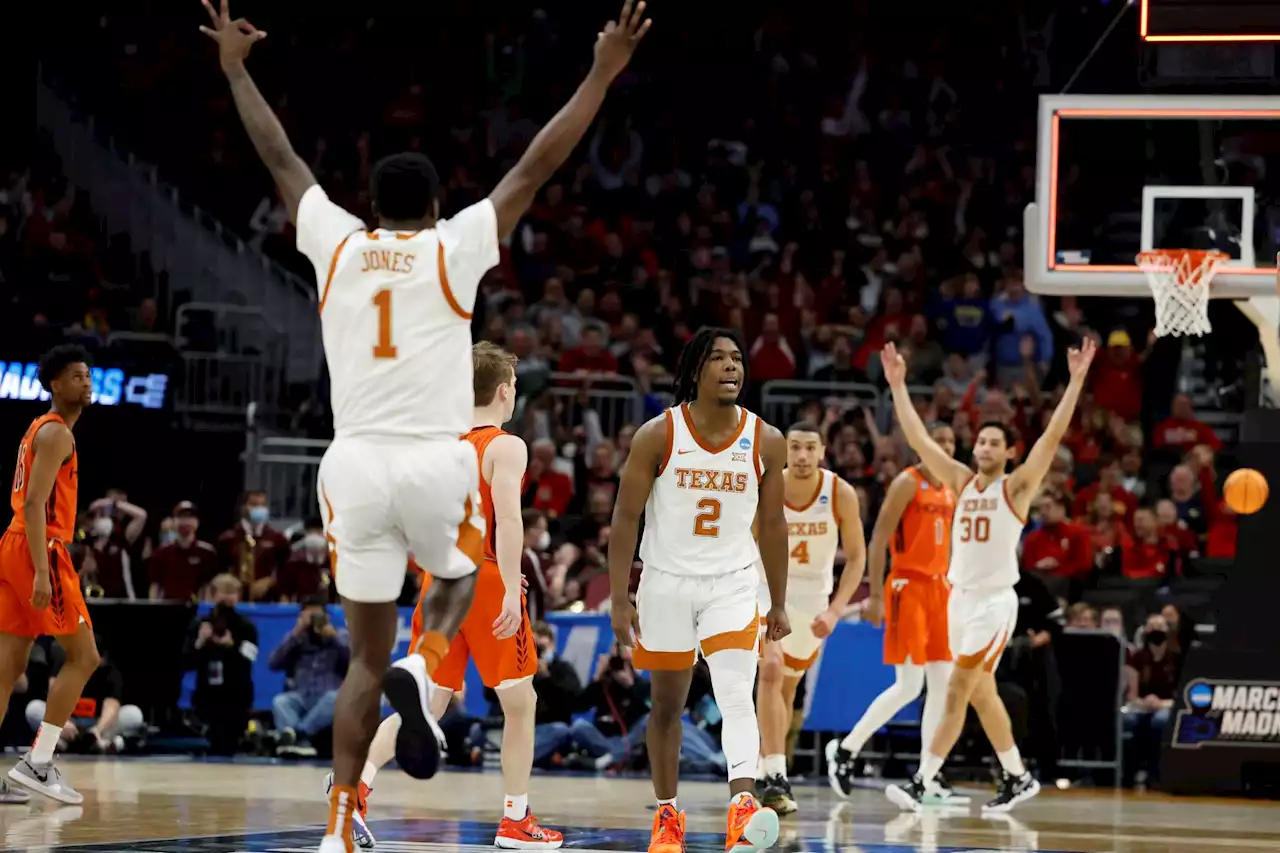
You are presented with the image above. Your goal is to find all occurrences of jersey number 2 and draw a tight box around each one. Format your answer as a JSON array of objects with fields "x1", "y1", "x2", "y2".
[
  {"x1": 694, "y1": 498, "x2": 720, "y2": 537},
  {"x1": 372, "y1": 289, "x2": 398, "y2": 359},
  {"x1": 959, "y1": 516, "x2": 990, "y2": 543}
]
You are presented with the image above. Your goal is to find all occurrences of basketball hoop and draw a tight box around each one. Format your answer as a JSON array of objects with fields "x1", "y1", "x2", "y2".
[{"x1": 1136, "y1": 249, "x2": 1229, "y2": 337}]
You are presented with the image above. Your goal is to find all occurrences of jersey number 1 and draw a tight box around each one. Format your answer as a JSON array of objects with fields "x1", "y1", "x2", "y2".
[{"x1": 372, "y1": 289, "x2": 397, "y2": 359}]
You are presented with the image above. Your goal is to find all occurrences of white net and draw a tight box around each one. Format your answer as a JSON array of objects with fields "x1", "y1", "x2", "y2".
[{"x1": 1136, "y1": 250, "x2": 1228, "y2": 337}]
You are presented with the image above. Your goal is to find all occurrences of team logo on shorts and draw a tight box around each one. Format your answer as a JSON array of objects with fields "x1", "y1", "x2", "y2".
[{"x1": 738, "y1": 437, "x2": 752, "y2": 450}]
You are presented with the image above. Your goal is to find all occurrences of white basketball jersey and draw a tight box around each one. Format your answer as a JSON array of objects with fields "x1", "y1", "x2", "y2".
[
  {"x1": 639, "y1": 404, "x2": 764, "y2": 578},
  {"x1": 782, "y1": 469, "x2": 840, "y2": 598},
  {"x1": 949, "y1": 474, "x2": 1025, "y2": 591},
  {"x1": 295, "y1": 186, "x2": 500, "y2": 442}
]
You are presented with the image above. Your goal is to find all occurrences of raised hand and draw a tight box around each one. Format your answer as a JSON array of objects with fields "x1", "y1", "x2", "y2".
[
  {"x1": 881, "y1": 343, "x2": 908, "y2": 388},
  {"x1": 199, "y1": 0, "x2": 266, "y2": 74},
  {"x1": 592, "y1": 0, "x2": 652, "y2": 82},
  {"x1": 1066, "y1": 336, "x2": 1098, "y2": 382}
]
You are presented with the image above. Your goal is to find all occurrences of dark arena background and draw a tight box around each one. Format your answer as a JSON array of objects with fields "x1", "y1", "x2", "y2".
[{"x1": 0, "y1": 1, "x2": 1277, "y2": 851}]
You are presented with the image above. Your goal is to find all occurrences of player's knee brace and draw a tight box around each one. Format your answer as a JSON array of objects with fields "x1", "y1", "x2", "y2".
[{"x1": 707, "y1": 649, "x2": 760, "y2": 777}]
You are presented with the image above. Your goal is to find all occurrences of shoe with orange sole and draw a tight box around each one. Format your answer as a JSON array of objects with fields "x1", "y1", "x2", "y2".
[
  {"x1": 648, "y1": 804, "x2": 686, "y2": 853},
  {"x1": 495, "y1": 810, "x2": 564, "y2": 849},
  {"x1": 725, "y1": 794, "x2": 779, "y2": 852}
]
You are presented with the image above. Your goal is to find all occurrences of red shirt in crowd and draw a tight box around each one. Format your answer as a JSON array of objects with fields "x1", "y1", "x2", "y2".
[
  {"x1": 558, "y1": 346, "x2": 619, "y2": 375},
  {"x1": 526, "y1": 469, "x2": 574, "y2": 518},
  {"x1": 1160, "y1": 522, "x2": 1201, "y2": 558},
  {"x1": 1152, "y1": 417, "x2": 1222, "y2": 454},
  {"x1": 1021, "y1": 521, "x2": 1094, "y2": 579},
  {"x1": 1072, "y1": 483, "x2": 1139, "y2": 528},
  {"x1": 749, "y1": 338, "x2": 797, "y2": 382},
  {"x1": 1122, "y1": 537, "x2": 1174, "y2": 580},
  {"x1": 1091, "y1": 350, "x2": 1143, "y2": 421},
  {"x1": 1084, "y1": 517, "x2": 1132, "y2": 554},
  {"x1": 216, "y1": 522, "x2": 292, "y2": 600},
  {"x1": 149, "y1": 538, "x2": 221, "y2": 602}
]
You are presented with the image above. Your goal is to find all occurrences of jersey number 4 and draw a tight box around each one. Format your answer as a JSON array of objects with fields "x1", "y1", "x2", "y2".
[
  {"x1": 958, "y1": 515, "x2": 990, "y2": 543},
  {"x1": 372, "y1": 289, "x2": 398, "y2": 359},
  {"x1": 694, "y1": 498, "x2": 720, "y2": 537},
  {"x1": 790, "y1": 540, "x2": 810, "y2": 564}
]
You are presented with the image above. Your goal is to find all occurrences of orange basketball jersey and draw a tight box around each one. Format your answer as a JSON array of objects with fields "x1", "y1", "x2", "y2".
[
  {"x1": 461, "y1": 425, "x2": 507, "y2": 562},
  {"x1": 889, "y1": 466, "x2": 955, "y2": 577},
  {"x1": 8, "y1": 413, "x2": 78, "y2": 541}
]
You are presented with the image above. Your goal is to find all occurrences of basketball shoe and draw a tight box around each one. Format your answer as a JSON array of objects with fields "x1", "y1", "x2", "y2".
[
  {"x1": 725, "y1": 793, "x2": 779, "y2": 852},
  {"x1": 648, "y1": 804, "x2": 685, "y2": 853},
  {"x1": 322, "y1": 772, "x2": 374, "y2": 849},
  {"x1": 382, "y1": 654, "x2": 448, "y2": 779},
  {"x1": 495, "y1": 809, "x2": 564, "y2": 849},
  {"x1": 982, "y1": 771, "x2": 1040, "y2": 813},
  {"x1": 8, "y1": 755, "x2": 82, "y2": 805}
]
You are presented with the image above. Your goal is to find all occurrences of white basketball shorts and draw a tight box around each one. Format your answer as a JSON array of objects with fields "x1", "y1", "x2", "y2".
[
  {"x1": 318, "y1": 436, "x2": 482, "y2": 603},
  {"x1": 633, "y1": 564, "x2": 760, "y2": 671},
  {"x1": 757, "y1": 584, "x2": 828, "y2": 674},
  {"x1": 948, "y1": 586, "x2": 1018, "y2": 672}
]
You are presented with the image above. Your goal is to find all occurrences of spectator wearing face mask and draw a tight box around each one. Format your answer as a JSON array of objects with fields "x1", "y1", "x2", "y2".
[
  {"x1": 1123, "y1": 613, "x2": 1181, "y2": 787},
  {"x1": 521, "y1": 509, "x2": 551, "y2": 621},
  {"x1": 526, "y1": 621, "x2": 582, "y2": 766},
  {"x1": 278, "y1": 519, "x2": 333, "y2": 603},
  {"x1": 149, "y1": 502, "x2": 220, "y2": 602},
  {"x1": 217, "y1": 490, "x2": 291, "y2": 602},
  {"x1": 78, "y1": 492, "x2": 149, "y2": 599},
  {"x1": 183, "y1": 575, "x2": 258, "y2": 755}
]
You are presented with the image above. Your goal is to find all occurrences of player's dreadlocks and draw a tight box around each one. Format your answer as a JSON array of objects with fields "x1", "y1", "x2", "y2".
[{"x1": 672, "y1": 326, "x2": 748, "y2": 405}]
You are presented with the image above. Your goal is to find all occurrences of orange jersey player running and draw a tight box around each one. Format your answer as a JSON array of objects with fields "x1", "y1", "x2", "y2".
[
  {"x1": 826, "y1": 422, "x2": 964, "y2": 803},
  {"x1": 756, "y1": 422, "x2": 866, "y2": 816},
  {"x1": 607, "y1": 327, "x2": 790, "y2": 853},
  {"x1": 0, "y1": 345, "x2": 102, "y2": 806},
  {"x1": 198, "y1": 1, "x2": 650, "y2": 850},
  {"x1": 324, "y1": 343, "x2": 562, "y2": 850},
  {"x1": 883, "y1": 337, "x2": 1097, "y2": 813}
]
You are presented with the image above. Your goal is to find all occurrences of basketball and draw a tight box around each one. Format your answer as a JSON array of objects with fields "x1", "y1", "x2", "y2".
[{"x1": 1224, "y1": 468, "x2": 1269, "y2": 515}]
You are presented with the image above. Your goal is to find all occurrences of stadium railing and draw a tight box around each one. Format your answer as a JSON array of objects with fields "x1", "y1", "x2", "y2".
[
  {"x1": 37, "y1": 79, "x2": 323, "y2": 383},
  {"x1": 759, "y1": 380, "x2": 884, "y2": 429}
]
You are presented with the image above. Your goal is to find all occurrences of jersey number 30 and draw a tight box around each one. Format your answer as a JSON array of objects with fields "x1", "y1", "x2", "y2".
[
  {"x1": 958, "y1": 515, "x2": 990, "y2": 543},
  {"x1": 694, "y1": 498, "x2": 720, "y2": 537}
]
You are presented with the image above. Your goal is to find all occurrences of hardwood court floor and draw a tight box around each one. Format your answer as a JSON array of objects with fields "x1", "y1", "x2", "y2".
[{"x1": 0, "y1": 758, "x2": 1277, "y2": 853}]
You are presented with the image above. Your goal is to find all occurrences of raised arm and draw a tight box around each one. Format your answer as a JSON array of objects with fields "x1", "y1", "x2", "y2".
[
  {"x1": 23, "y1": 422, "x2": 75, "y2": 611},
  {"x1": 813, "y1": 476, "x2": 866, "y2": 638},
  {"x1": 489, "y1": 0, "x2": 652, "y2": 238},
  {"x1": 606, "y1": 412, "x2": 667, "y2": 648},
  {"x1": 756, "y1": 425, "x2": 793, "y2": 643},
  {"x1": 200, "y1": 0, "x2": 316, "y2": 221},
  {"x1": 1007, "y1": 337, "x2": 1097, "y2": 515},
  {"x1": 861, "y1": 470, "x2": 918, "y2": 628},
  {"x1": 488, "y1": 434, "x2": 530, "y2": 640},
  {"x1": 882, "y1": 343, "x2": 973, "y2": 493}
]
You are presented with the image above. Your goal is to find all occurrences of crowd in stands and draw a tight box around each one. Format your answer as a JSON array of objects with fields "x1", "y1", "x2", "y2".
[{"x1": 2, "y1": 3, "x2": 1243, "y2": 786}]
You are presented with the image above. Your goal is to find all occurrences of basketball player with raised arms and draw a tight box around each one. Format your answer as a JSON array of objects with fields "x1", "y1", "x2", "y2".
[
  {"x1": 756, "y1": 422, "x2": 866, "y2": 815},
  {"x1": 0, "y1": 345, "x2": 102, "y2": 805},
  {"x1": 324, "y1": 343, "x2": 562, "y2": 850},
  {"x1": 608, "y1": 327, "x2": 790, "y2": 853},
  {"x1": 199, "y1": 2, "x2": 650, "y2": 849},
  {"x1": 827, "y1": 422, "x2": 962, "y2": 803},
  {"x1": 881, "y1": 337, "x2": 1096, "y2": 812}
]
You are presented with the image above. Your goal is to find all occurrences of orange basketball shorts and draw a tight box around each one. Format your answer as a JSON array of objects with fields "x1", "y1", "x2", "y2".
[
  {"x1": 0, "y1": 530, "x2": 91, "y2": 638},
  {"x1": 882, "y1": 571, "x2": 950, "y2": 666},
  {"x1": 412, "y1": 560, "x2": 536, "y2": 691}
]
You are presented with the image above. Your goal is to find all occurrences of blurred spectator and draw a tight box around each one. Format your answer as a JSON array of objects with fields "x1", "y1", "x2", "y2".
[
  {"x1": 1100, "y1": 606, "x2": 1132, "y2": 652},
  {"x1": 1123, "y1": 613, "x2": 1181, "y2": 787},
  {"x1": 78, "y1": 510, "x2": 138, "y2": 601},
  {"x1": 1160, "y1": 603, "x2": 1196, "y2": 658},
  {"x1": 990, "y1": 272, "x2": 1052, "y2": 387},
  {"x1": 1152, "y1": 394, "x2": 1222, "y2": 456},
  {"x1": 25, "y1": 636, "x2": 143, "y2": 754},
  {"x1": 1072, "y1": 457, "x2": 1139, "y2": 527},
  {"x1": 1082, "y1": 490, "x2": 1131, "y2": 576},
  {"x1": 527, "y1": 622, "x2": 582, "y2": 767},
  {"x1": 88, "y1": 490, "x2": 149, "y2": 546},
  {"x1": 1090, "y1": 330, "x2": 1144, "y2": 423},
  {"x1": 217, "y1": 490, "x2": 291, "y2": 602},
  {"x1": 149, "y1": 502, "x2": 220, "y2": 602},
  {"x1": 277, "y1": 519, "x2": 333, "y2": 603},
  {"x1": 1156, "y1": 499, "x2": 1201, "y2": 560},
  {"x1": 183, "y1": 575, "x2": 257, "y2": 755},
  {"x1": 566, "y1": 645, "x2": 649, "y2": 771},
  {"x1": 268, "y1": 597, "x2": 349, "y2": 758},
  {"x1": 1022, "y1": 492, "x2": 1093, "y2": 582},
  {"x1": 521, "y1": 510, "x2": 551, "y2": 621},
  {"x1": 749, "y1": 313, "x2": 797, "y2": 382},
  {"x1": 524, "y1": 440, "x2": 574, "y2": 519},
  {"x1": 558, "y1": 326, "x2": 618, "y2": 375},
  {"x1": 1065, "y1": 602, "x2": 1098, "y2": 629},
  {"x1": 1122, "y1": 508, "x2": 1174, "y2": 581}
]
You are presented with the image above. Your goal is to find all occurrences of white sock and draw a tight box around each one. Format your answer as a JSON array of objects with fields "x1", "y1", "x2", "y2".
[
  {"x1": 504, "y1": 793, "x2": 528, "y2": 821},
  {"x1": 919, "y1": 752, "x2": 945, "y2": 784},
  {"x1": 763, "y1": 753, "x2": 787, "y2": 779},
  {"x1": 30, "y1": 722, "x2": 61, "y2": 765},
  {"x1": 657, "y1": 797, "x2": 678, "y2": 810},
  {"x1": 996, "y1": 747, "x2": 1026, "y2": 777},
  {"x1": 361, "y1": 761, "x2": 378, "y2": 787},
  {"x1": 756, "y1": 756, "x2": 767, "y2": 780}
]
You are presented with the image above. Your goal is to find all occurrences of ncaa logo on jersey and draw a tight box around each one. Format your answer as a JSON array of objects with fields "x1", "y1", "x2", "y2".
[
  {"x1": 738, "y1": 437, "x2": 752, "y2": 450},
  {"x1": 819, "y1": 495, "x2": 829, "y2": 504}
]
